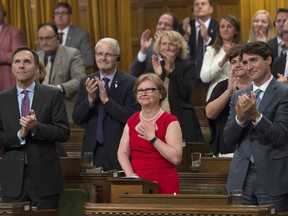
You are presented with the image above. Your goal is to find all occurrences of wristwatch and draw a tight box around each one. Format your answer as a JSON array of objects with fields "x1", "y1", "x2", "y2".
[{"x1": 149, "y1": 136, "x2": 158, "y2": 145}]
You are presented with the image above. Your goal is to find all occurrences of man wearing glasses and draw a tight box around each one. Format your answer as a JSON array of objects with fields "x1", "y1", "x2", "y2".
[
  {"x1": 37, "y1": 23, "x2": 86, "y2": 122},
  {"x1": 73, "y1": 38, "x2": 140, "y2": 171},
  {"x1": 52, "y1": 2, "x2": 95, "y2": 69}
]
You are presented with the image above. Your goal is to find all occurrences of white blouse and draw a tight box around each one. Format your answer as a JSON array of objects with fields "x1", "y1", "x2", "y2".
[{"x1": 200, "y1": 46, "x2": 231, "y2": 101}]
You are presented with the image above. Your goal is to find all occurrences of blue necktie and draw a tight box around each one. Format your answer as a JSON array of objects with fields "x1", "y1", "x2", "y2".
[
  {"x1": 96, "y1": 78, "x2": 110, "y2": 144},
  {"x1": 255, "y1": 89, "x2": 262, "y2": 109},
  {"x1": 250, "y1": 89, "x2": 262, "y2": 163},
  {"x1": 21, "y1": 90, "x2": 30, "y2": 116}
]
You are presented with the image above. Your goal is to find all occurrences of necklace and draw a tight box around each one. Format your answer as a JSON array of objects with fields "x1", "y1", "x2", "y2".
[{"x1": 140, "y1": 109, "x2": 162, "y2": 122}]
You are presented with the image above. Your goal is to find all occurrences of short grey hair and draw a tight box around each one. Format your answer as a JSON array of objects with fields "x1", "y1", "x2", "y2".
[{"x1": 95, "y1": 38, "x2": 120, "y2": 56}]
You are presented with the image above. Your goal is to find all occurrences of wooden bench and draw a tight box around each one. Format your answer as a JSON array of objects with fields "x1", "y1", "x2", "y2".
[{"x1": 83, "y1": 203, "x2": 277, "y2": 216}]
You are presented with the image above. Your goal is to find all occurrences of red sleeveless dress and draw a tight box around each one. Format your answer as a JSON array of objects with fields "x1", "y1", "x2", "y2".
[{"x1": 127, "y1": 111, "x2": 180, "y2": 194}]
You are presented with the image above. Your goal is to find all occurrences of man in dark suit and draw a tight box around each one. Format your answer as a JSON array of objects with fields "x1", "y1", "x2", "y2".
[
  {"x1": 73, "y1": 38, "x2": 140, "y2": 171},
  {"x1": 224, "y1": 41, "x2": 288, "y2": 213},
  {"x1": 0, "y1": 1, "x2": 26, "y2": 91},
  {"x1": 130, "y1": 12, "x2": 179, "y2": 77},
  {"x1": 179, "y1": 0, "x2": 218, "y2": 87},
  {"x1": 267, "y1": 8, "x2": 288, "y2": 58},
  {"x1": 37, "y1": 23, "x2": 86, "y2": 122},
  {"x1": 53, "y1": 2, "x2": 95, "y2": 69},
  {"x1": 0, "y1": 46, "x2": 70, "y2": 209},
  {"x1": 272, "y1": 19, "x2": 288, "y2": 83}
]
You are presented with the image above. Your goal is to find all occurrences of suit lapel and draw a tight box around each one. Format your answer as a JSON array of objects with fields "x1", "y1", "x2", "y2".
[
  {"x1": 258, "y1": 78, "x2": 277, "y2": 112},
  {"x1": 109, "y1": 71, "x2": 121, "y2": 98},
  {"x1": 31, "y1": 84, "x2": 44, "y2": 115},
  {"x1": 65, "y1": 27, "x2": 74, "y2": 46},
  {"x1": 50, "y1": 46, "x2": 62, "y2": 82}
]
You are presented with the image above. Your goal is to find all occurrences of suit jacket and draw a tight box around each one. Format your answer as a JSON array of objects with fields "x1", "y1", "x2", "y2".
[
  {"x1": 38, "y1": 45, "x2": 86, "y2": 122},
  {"x1": 65, "y1": 26, "x2": 95, "y2": 69},
  {"x1": 272, "y1": 54, "x2": 286, "y2": 78},
  {"x1": 0, "y1": 23, "x2": 26, "y2": 91},
  {"x1": 165, "y1": 59, "x2": 203, "y2": 142},
  {"x1": 73, "y1": 70, "x2": 140, "y2": 170},
  {"x1": 187, "y1": 19, "x2": 219, "y2": 77},
  {"x1": 223, "y1": 78, "x2": 288, "y2": 196},
  {"x1": 267, "y1": 37, "x2": 279, "y2": 58},
  {"x1": 0, "y1": 84, "x2": 70, "y2": 198},
  {"x1": 130, "y1": 43, "x2": 154, "y2": 77}
]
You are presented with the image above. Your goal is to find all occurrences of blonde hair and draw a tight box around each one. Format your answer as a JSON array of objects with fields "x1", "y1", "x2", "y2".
[
  {"x1": 248, "y1": 10, "x2": 274, "y2": 42},
  {"x1": 153, "y1": 30, "x2": 189, "y2": 60}
]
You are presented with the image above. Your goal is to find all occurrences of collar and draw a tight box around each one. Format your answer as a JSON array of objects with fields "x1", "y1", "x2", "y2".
[
  {"x1": 100, "y1": 69, "x2": 117, "y2": 81},
  {"x1": 195, "y1": 18, "x2": 211, "y2": 29},
  {"x1": 59, "y1": 26, "x2": 69, "y2": 35},
  {"x1": 252, "y1": 75, "x2": 273, "y2": 93},
  {"x1": 16, "y1": 82, "x2": 36, "y2": 96}
]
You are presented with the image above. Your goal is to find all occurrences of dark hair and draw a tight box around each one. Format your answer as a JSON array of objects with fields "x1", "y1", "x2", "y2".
[
  {"x1": 157, "y1": 12, "x2": 179, "y2": 30},
  {"x1": 53, "y1": 2, "x2": 72, "y2": 14},
  {"x1": 193, "y1": 0, "x2": 213, "y2": 7},
  {"x1": 212, "y1": 14, "x2": 242, "y2": 54},
  {"x1": 38, "y1": 23, "x2": 60, "y2": 41},
  {"x1": 227, "y1": 43, "x2": 244, "y2": 63},
  {"x1": 240, "y1": 41, "x2": 274, "y2": 65},
  {"x1": 276, "y1": 8, "x2": 288, "y2": 16},
  {"x1": 12, "y1": 46, "x2": 40, "y2": 67}
]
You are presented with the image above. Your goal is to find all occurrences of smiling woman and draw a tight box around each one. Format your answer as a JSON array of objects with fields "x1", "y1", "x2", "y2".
[{"x1": 118, "y1": 73, "x2": 183, "y2": 194}]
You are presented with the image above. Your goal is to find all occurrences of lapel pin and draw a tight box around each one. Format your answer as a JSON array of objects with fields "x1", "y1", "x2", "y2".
[{"x1": 115, "y1": 81, "x2": 118, "y2": 88}]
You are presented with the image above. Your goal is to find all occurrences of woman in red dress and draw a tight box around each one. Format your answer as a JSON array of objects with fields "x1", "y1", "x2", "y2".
[{"x1": 117, "y1": 73, "x2": 183, "y2": 194}]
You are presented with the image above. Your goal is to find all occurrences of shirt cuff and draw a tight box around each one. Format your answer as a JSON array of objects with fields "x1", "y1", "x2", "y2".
[
  {"x1": 235, "y1": 116, "x2": 245, "y2": 127},
  {"x1": 252, "y1": 113, "x2": 263, "y2": 126},
  {"x1": 17, "y1": 130, "x2": 26, "y2": 145},
  {"x1": 137, "y1": 51, "x2": 147, "y2": 62},
  {"x1": 205, "y1": 37, "x2": 212, "y2": 46}
]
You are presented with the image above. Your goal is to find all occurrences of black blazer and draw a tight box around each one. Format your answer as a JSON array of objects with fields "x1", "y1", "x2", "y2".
[
  {"x1": 0, "y1": 84, "x2": 70, "y2": 198},
  {"x1": 272, "y1": 54, "x2": 286, "y2": 78},
  {"x1": 73, "y1": 70, "x2": 140, "y2": 170},
  {"x1": 267, "y1": 37, "x2": 279, "y2": 58}
]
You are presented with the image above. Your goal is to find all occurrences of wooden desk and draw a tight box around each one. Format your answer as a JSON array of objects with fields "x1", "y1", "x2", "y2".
[
  {"x1": 118, "y1": 194, "x2": 228, "y2": 205},
  {"x1": 109, "y1": 178, "x2": 159, "y2": 203},
  {"x1": 199, "y1": 157, "x2": 232, "y2": 173},
  {"x1": 83, "y1": 203, "x2": 277, "y2": 216},
  {"x1": 0, "y1": 202, "x2": 57, "y2": 216}
]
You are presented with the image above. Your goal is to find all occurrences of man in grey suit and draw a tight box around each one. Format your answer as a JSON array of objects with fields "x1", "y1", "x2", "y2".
[
  {"x1": 53, "y1": 2, "x2": 95, "y2": 69},
  {"x1": 224, "y1": 41, "x2": 288, "y2": 213},
  {"x1": 37, "y1": 23, "x2": 86, "y2": 122},
  {"x1": 0, "y1": 46, "x2": 70, "y2": 209}
]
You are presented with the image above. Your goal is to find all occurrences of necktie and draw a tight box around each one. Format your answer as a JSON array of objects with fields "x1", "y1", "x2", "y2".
[
  {"x1": 96, "y1": 78, "x2": 110, "y2": 144},
  {"x1": 59, "y1": 32, "x2": 64, "y2": 44},
  {"x1": 21, "y1": 90, "x2": 30, "y2": 117},
  {"x1": 43, "y1": 56, "x2": 52, "y2": 84},
  {"x1": 255, "y1": 89, "x2": 262, "y2": 109},
  {"x1": 196, "y1": 26, "x2": 204, "y2": 78},
  {"x1": 250, "y1": 89, "x2": 262, "y2": 163}
]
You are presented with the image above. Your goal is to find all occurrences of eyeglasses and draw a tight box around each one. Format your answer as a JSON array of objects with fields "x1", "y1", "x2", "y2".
[
  {"x1": 282, "y1": 31, "x2": 288, "y2": 37},
  {"x1": 95, "y1": 52, "x2": 118, "y2": 58},
  {"x1": 136, "y1": 88, "x2": 159, "y2": 95},
  {"x1": 38, "y1": 35, "x2": 57, "y2": 43},
  {"x1": 54, "y1": 12, "x2": 70, "y2": 16}
]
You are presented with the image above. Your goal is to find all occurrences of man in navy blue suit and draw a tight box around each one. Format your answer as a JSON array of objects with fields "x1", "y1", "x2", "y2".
[
  {"x1": 224, "y1": 41, "x2": 288, "y2": 213},
  {"x1": 179, "y1": 0, "x2": 218, "y2": 87},
  {"x1": 73, "y1": 38, "x2": 140, "y2": 171}
]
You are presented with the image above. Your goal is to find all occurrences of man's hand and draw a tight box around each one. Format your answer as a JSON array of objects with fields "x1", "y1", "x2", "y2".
[
  {"x1": 19, "y1": 109, "x2": 37, "y2": 138},
  {"x1": 197, "y1": 19, "x2": 209, "y2": 42},
  {"x1": 277, "y1": 73, "x2": 288, "y2": 84},
  {"x1": 85, "y1": 77, "x2": 98, "y2": 106},
  {"x1": 95, "y1": 77, "x2": 109, "y2": 104},
  {"x1": 140, "y1": 29, "x2": 153, "y2": 54}
]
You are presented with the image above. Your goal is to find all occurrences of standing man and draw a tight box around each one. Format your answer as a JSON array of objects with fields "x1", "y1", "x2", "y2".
[
  {"x1": 0, "y1": 46, "x2": 70, "y2": 209},
  {"x1": 130, "y1": 12, "x2": 179, "y2": 77},
  {"x1": 224, "y1": 41, "x2": 288, "y2": 213},
  {"x1": 37, "y1": 23, "x2": 86, "y2": 122},
  {"x1": 179, "y1": 0, "x2": 218, "y2": 87},
  {"x1": 73, "y1": 38, "x2": 140, "y2": 171},
  {"x1": 267, "y1": 8, "x2": 288, "y2": 58},
  {"x1": 272, "y1": 19, "x2": 288, "y2": 83},
  {"x1": 0, "y1": 1, "x2": 26, "y2": 91},
  {"x1": 53, "y1": 2, "x2": 95, "y2": 69}
]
